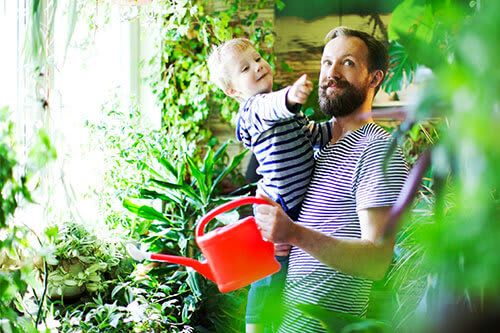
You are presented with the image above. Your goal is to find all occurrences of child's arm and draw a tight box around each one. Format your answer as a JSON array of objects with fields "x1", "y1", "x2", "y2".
[
  {"x1": 286, "y1": 74, "x2": 313, "y2": 111},
  {"x1": 242, "y1": 74, "x2": 312, "y2": 122}
]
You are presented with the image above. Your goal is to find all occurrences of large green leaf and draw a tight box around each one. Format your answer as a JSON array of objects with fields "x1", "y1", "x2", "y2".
[
  {"x1": 388, "y1": 0, "x2": 433, "y2": 43},
  {"x1": 213, "y1": 142, "x2": 229, "y2": 163},
  {"x1": 122, "y1": 199, "x2": 169, "y2": 222},
  {"x1": 150, "y1": 179, "x2": 202, "y2": 206},
  {"x1": 136, "y1": 160, "x2": 163, "y2": 180},
  {"x1": 139, "y1": 188, "x2": 182, "y2": 205},
  {"x1": 159, "y1": 156, "x2": 178, "y2": 178},
  {"x1": 387, "y1": 0, "x2": 444, "y2": 69},
  {"x1": 201, "y1": 149, "x2": 215, "y2": 193},
  {"x1": 382, "y1": 41, "x2": 415, "y2": 94},
  {"x1": 185, "y1": 155, "x2": 208, "y2": 201}
]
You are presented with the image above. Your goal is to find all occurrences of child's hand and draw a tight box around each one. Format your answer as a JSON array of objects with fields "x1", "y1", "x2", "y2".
[{"x1": 287, "y1": 74, "x2": 313, "y2": 107}]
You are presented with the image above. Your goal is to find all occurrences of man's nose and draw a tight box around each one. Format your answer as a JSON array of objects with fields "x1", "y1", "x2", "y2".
[{"x1": 327, "y1": 61, "x2": 342, "y2": 80}]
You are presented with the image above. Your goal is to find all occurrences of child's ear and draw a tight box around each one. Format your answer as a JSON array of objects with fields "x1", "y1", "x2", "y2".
[{"x1": 224, "y1": 87, "x2": 238, "y2": 98}]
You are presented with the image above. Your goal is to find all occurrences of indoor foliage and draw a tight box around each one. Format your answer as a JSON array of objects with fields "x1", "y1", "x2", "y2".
[
  {"x1": 386, "y1": 0, "x2": 500, "y2": 331},
  {"x1": 0, "y1": 106, "x2": 56, "y2": 332},
  {"x1": 10, "y1": 0, "x2": 499, "y2": 332}
]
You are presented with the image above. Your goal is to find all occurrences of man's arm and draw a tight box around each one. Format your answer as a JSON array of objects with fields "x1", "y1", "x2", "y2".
[{"x1": 255, "y1": 195, "x2": 396, "y2": 281}]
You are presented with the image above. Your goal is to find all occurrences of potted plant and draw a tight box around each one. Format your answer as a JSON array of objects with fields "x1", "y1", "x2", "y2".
[{"x1": 35, "y1": 221, "x2": 131, "y2": 300}]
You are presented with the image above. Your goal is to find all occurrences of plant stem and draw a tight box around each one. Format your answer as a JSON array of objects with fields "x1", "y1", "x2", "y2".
[{"x1": 35, "y1": 260, "x2": 49, "y2": 327}]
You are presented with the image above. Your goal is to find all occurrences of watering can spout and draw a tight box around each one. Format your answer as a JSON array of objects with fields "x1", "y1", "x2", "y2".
[{"x1": 126, "y1": 244, "x2": 215, "y2": 282}]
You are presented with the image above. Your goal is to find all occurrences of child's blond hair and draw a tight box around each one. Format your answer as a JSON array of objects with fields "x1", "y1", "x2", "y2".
[{"x1": 207, "y1": 38, "x2": 255, "y2": 92}]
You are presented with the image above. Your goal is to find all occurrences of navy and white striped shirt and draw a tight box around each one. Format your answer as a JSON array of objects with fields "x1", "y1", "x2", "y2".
[
  {"x1": 236, "y1": 87, "x2": 333, "y2": 217},
  {"x1": 278, "y1": 123, "x2": 409, "y2": 332}
]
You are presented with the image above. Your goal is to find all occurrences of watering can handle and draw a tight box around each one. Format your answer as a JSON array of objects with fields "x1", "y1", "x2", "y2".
[{"x1": 196, "y1": 197, "x2": 270, "y2": 238}]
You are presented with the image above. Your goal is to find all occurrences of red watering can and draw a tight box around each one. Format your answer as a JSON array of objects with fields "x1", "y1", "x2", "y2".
[{"x1": 126, "y1": 197, "x2": 280, "y2": 293}]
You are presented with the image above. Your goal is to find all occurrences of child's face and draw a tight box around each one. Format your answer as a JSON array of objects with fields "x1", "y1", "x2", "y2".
[{"x1": 224, "y1": 46, "x2": 273, "y2": 101}]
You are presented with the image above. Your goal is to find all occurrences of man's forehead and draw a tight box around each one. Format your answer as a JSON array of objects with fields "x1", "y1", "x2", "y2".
[{"x1": 322, "y1": 36, "x2": 368, "y2": 59}]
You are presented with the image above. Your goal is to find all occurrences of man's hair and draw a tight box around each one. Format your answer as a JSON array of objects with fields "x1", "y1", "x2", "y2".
[
  {"x1": 325, "y1": 26, "x2": 389, "y2": 95},
  {"x1": 207, "y1": 38, "x2": 255, "y2": 91}
]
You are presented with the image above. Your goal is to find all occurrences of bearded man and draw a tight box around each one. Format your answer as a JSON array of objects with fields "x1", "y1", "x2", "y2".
[{"x1": 255, "y1": 27, "x2": 409, "y2": 332}]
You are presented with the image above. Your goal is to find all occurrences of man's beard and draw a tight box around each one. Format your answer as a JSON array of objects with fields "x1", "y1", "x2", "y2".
[{"x1": 318, "y1": 78, "x2": 368, "y2": 118}]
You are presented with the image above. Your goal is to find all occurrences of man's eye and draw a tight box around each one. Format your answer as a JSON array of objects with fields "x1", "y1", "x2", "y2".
[
  {"x1": 241, "y1": 66, "x2": 249, "y2": 72},
  {"x1": 323, "y1": 60, "x2": 332, "y2": 66},
  {"x1": 256, "y1": 57, "x2": 261, "y2": 62},
  {"x1": 344, "y1": 60, "x2": 354, "y2": 66}
]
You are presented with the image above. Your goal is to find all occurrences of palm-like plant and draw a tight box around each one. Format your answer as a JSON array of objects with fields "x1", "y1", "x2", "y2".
[{"x1": 123, "y1": 142, "x2": 251, "y2": 330}]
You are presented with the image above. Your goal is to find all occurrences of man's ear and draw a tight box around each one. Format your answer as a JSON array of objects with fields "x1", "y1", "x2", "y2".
[{"x1": 369, "y1": 70, "x2": 384, "y2": 89}]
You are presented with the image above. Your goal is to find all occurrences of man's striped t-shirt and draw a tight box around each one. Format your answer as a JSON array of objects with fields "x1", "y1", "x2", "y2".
[
  {"x1": 236, "y1": 87, "x2": 332, "y2": 217},
  {"x1": 278, "y1": 122, "x2": 409, "y2": 332}
]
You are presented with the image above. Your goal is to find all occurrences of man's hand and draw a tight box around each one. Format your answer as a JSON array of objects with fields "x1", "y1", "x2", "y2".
[
  {"x1": 275, "y1": 243, "x2": 292, "y2": 256},
  {"x1": 255, "y1": 194, "x2": 396, "y2": 280},
  {"x1": 255, "y1": 194, "x2": 296, "y2": 244},
  {"x1": 287, "y1": 74, "x2": 313, "y2": 108}
]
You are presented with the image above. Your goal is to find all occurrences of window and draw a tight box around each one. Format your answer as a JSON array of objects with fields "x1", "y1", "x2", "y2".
[{"x1": 1, "y1": 1, "x2": 158, "y2": 229}]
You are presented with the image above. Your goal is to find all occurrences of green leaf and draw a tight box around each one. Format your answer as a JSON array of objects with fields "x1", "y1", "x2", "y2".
[
  {"x1": 137, "y1": 160, "x2": 163, "y2": 179},
  {"x1": 213, "y1": 142, "x2": 229, "y2": 163},
  {"x1": 28, "y1": 129, "x2": 57, "y2": 168},
  {"x1": 150, "y1": 179, "x2": 202, "y2": 205},
  {"x1": 139, "y1": 188, "x2": 170, "y2": 201},
  {"x1": 111, "y1": 284, "x2": 124, "y2": 299},
  {"x1": 382, "y1": 41, "x2": 415, "y2": 94},
  {"x1": 159, "y1": 157, "x2": 178, "y2": 177},
  {"x1": 388, "y1": 0, "x2": 431, "y2": 42},
  {"x1": 387, "y1": 0, "x2": 446, "y2": 69},
  {"x1": 185, "y1": 155, "x2": 208, "y2": 201},
  {"x1": 342, "y1": 319, "x2": 391, "y2": 332},
  {"x1": 202, "y1": 149, "x2": 215, "y2": 192},
  {"x1": 44, "y1": 225, "x2": 59, "y2": 243},
  {"x1": 139, "y1": 188, "x2": 182, "y2": 205},
  {"x1": 211, "y1": 149, "x2": 248, "y2": 193},
  {"x1": 123, "y1": 199, "x2": 169, "y2": 222},
  {"x1": 409, "y1": 123, "x2": 421, "y2": 142}
]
